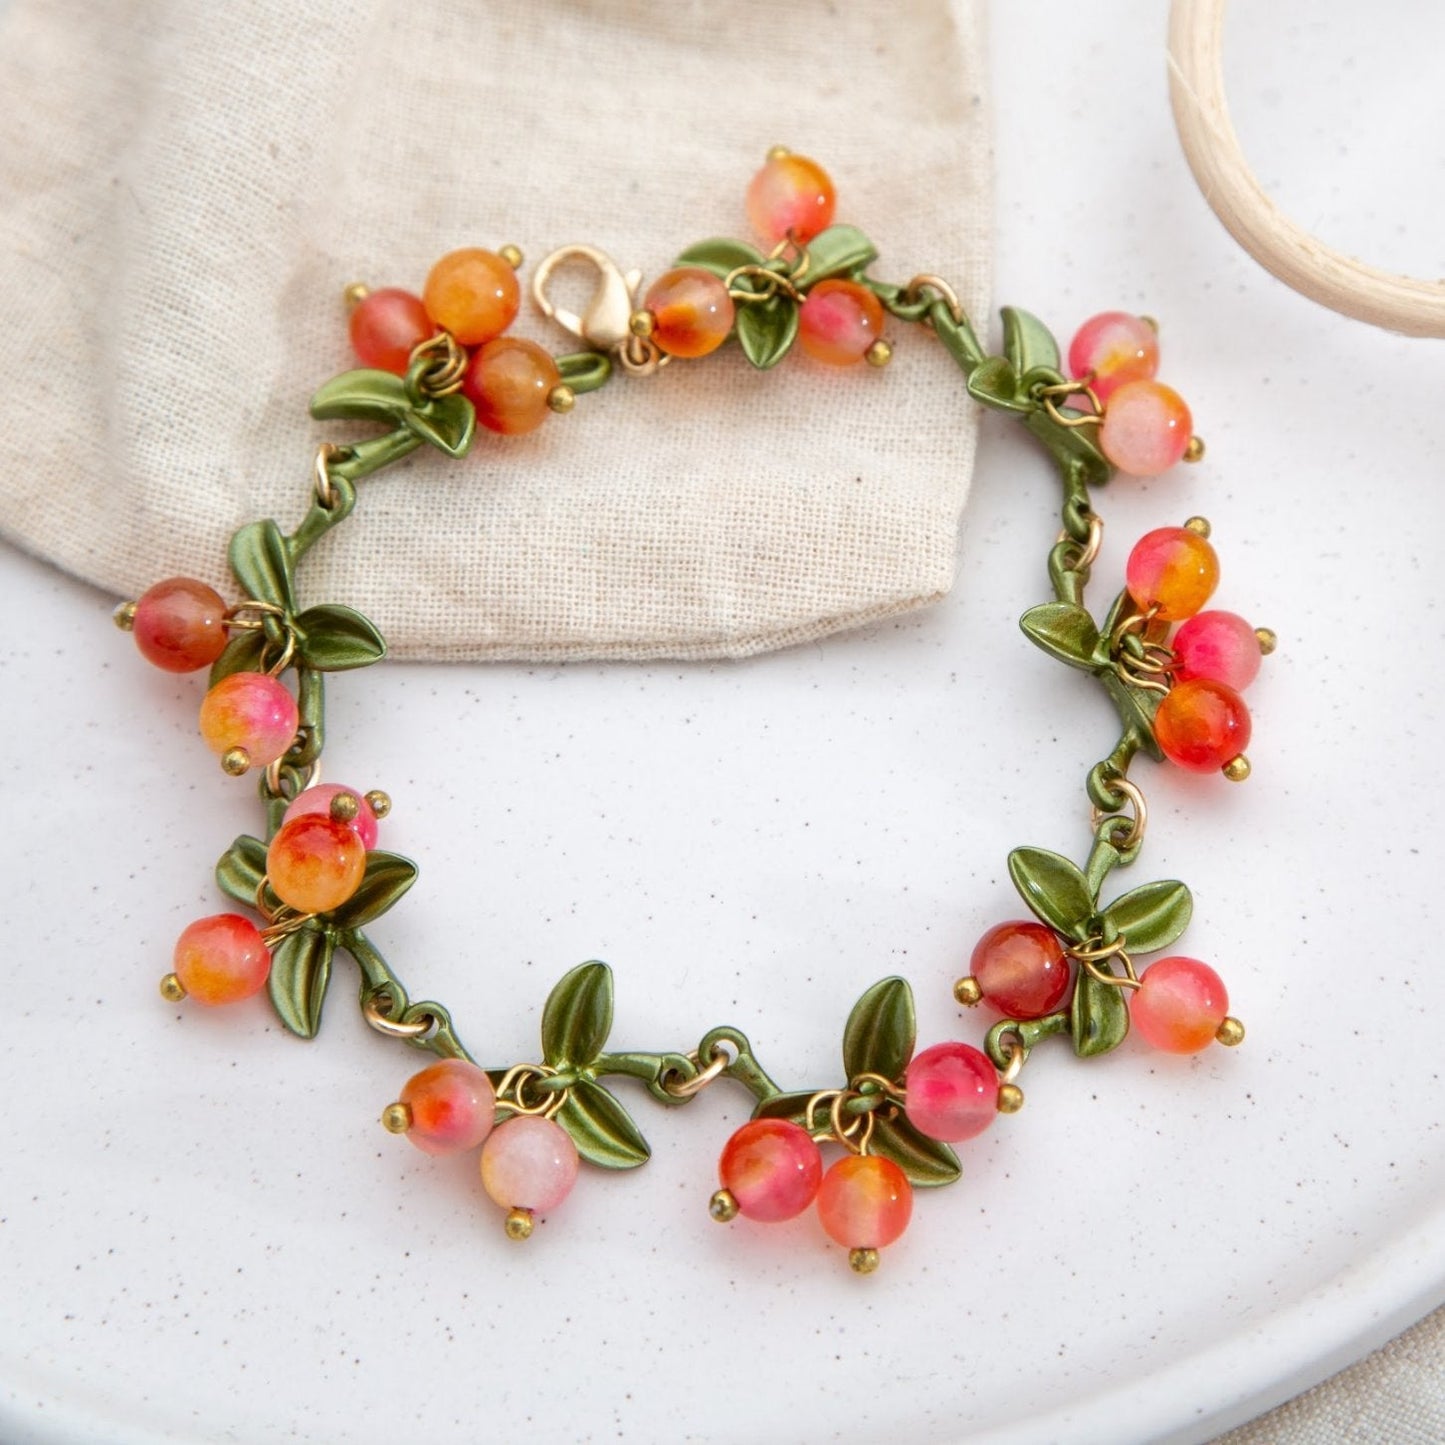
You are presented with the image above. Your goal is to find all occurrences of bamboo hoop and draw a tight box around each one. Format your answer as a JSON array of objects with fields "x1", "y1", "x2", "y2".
[{"x1": 1167, "y1": 0, "x2": 1445, "y2": 338}]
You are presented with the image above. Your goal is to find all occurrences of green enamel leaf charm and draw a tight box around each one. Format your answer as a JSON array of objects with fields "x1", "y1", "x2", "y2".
[
  {"x1": 541, "y1": 961, "x2": 615, "y2": 1069},
  {"x1": 1001, "y1": 306, "x2": 1060, "y2": 375},
  {"x1": 1099, "y1": 880, "x2": 1193, "y2": 955},
  {"x1": 735, "y1": 298, "x2": 799, "y2": 370},
  {"x1": 842, "y1": 976, "x2": 916, "y2": 1082},
  {"x1": 208, "y1": 628, "x2": 270, "y2": 687},
  {"x1": 294, "y1": 603, "x2": 387, "y2": 672},
  {"x1": 674, "y1": 237, "x2": 764, "y2": 279},
  {"x1": 309, "y1": 369, "x2": 411, "y2": 426},
  {"x1": 556, "y1": 1077, "x2": 651, "y2": 1170},
  {"x1": 215, "y1": 834, "x2": 268, "y2": 907},
  {"x1": 268, "y1": 925, "x2": 337, "y2": 1039},
  {"x1": 1019, "y1": 602, "x2": 1100, "y2": 669},
  {"x1": 1008, "y1": 846, "x2": 1094, "y2": 940},
  {"x1": 800, "y1": 224, "x2": 878, "y2": 284},
  {"x1": 329, "y1": 852, "x2": 418, "y2": 929},
  {"x1": 966, "y1": 355, "x2": 1031, "y2": 414},
  {"x1": 1070, "y1": 964, "x2": 1130, "y2": 1057},
  {"x1": 750, "y1": 1089, "x2": 818, "y2": 1126},
  {"x1": 228, "y1": 519, "x2": 295, "y2": 612},
  {"x1": 404, "y1": 394, "x2": 475, "y2": 459},
  {"x1": 868, "y1": 1114, "x2": 961, "y2": 1188}
]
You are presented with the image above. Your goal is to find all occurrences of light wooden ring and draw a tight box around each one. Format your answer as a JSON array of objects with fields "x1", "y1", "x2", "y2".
[{"x1": 1167, "y1": 0, "x2": 1445, "y2": 337}]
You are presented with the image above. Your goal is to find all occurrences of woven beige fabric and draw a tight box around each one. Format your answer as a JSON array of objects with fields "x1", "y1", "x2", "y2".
[
  {"x1": 1218, "y1": 1305, "x2": 1445, "y2": 1445},
  {"x1": 0, "y1": 0, "x2": 991, "y2": 661}
]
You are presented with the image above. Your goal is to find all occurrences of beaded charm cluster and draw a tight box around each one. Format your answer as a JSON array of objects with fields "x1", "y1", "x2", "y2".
[{"x1": 116, "y1": 150, "x2": 1270, "y2": 1271}]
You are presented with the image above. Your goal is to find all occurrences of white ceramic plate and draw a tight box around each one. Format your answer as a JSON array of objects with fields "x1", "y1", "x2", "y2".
[{"x1": 3, "y1": 4, "x2": 1444, "y2": 1443}]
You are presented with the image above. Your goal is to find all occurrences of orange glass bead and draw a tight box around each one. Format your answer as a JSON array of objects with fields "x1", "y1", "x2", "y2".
[
  {"x1": 422, "y1": 248, "x2": 519, "y2": 346},
  {"x1": 132, "y1": 577, "x2": 229, "y2": 673},
  {"x1": 745, "y1": 153, "x2": 836, "y2": 245},
  {"x1": 266, "y1": 813, "x2": 366, "y2": 914},
  {"x1": 349, "y1": 288, "x2": 434, "y2": 374},
  {"x1": 798, "y1": 280, "x2": 885, "y2": 365},
  {"x1": 198, "y1": 672, "x2": 298, "y2": 769},
  {"x1": 1125, "y1": 527, "x2": 1219, "y2": 621},
  {"x1": 1153, "y1": 678, "x2": 1251, "y2": 773},
  {"x1": 644, "y1": 268, "x2": 735, "y2": 359},
  {"x1": 462, "y1": 337, "x2": 560, "y2": 435},
  {"x1": 816, "y1": 1154, "x2": 912, "y2": 1251},
  {"x1": 1132, "y1": 956, "x2": 1229, "y2": 1052}
]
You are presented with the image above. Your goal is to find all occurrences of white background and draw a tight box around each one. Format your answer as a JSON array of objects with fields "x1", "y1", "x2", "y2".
[{"x1": 2, "y1": 3, "x2": 1444, "y2": 1443}]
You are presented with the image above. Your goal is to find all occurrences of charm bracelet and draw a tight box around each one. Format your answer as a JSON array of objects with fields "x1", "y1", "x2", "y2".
[{"x1": 115, "y1": 150, "x2": 1270, "y2": 1273}]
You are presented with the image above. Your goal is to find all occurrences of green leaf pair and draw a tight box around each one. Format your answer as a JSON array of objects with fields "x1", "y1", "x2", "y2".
[
  {"x1": 208, "y1": 517, "x2": 388, "y2": 684},
  {"x1": 215, "y1": 836, "x2": 420, "y2": 1039},
  {"x1": 309, "y1": 369, "x2": 475, "y2": 459},
  {"x1": 1006, "y1": 846, "x2": 1194, "y2": 1057},
  {"x1": 536, "y1": 961, "x2": 650, "y2": 1170}
]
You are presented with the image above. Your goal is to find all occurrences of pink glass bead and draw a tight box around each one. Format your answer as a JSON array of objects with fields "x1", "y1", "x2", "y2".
[
  {"x1": 132, "y1": 577, "x2": 230, "y2": 673},
  {"x1": 1154, "y1": 678, "x2": 1251, "y2": 773},
  {"x1": 904, "y1": 1041, "x2": 999, "y2": 1143},
  {"x1": 745, "y1": 152, "x2": 836, "y2": 244},
  {"x1": 798, "y1": 280, "x2": 885, "y2": 365},
  {"x1": 399, "y1": 1059, "x2": 496, "y2": 1156},
  {"x1": 283, "y1": 784, "x2": 380, "y2": 850},
  {"x1": 1131, "y1": 956, "x2": 1229, "y2": 1053},
  {"x1": 1099, "y1": 379, "x2": 1192, "y2": 477},
  {"x1": 1067, "y1": 312, "x2": 1159, "y2": 402},
  {"x1": 970, "y1": 920, "x2": 1071, "y2": 1018},
  {"x1": 172, "y1": 913, "x2": 271, "y2": 1005},
  {"x1": 816, "y1": 1154, "x2": 912, "y2": 1250},
  {"x1": 1126, "y1": 527, "x2": 1219, "y2": 622},
  {"x1": 480, "y1": 1115, "x2": 579, "y2": 1212},
  {"x1": 198, "y1": 672, "x2": 298, "y2": 769},
  {"x1": 718, "y1": 1119, "x2": 823, "y2": 1222},
  {"x1": 1171, "y1": 610, "x2": 1262, "y2": 692}
]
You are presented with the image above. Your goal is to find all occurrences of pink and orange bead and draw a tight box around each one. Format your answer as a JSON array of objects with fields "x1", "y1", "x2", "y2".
[
  {"x1": 1122, "y1": 517, "x2": 1275, "y2": 779},
  {"x1": 1066, "y1": 310, "x2": 1201, "y2": 478},
  {"x1": 382, "y1": 1061, "x2": 579, "y2": 1240},
  {"x1": 709, "y1": 1036, "x2": 1014, "y2": 1272},
  {"x1": 634, "y1": 149, "x2": 890, "y2": 369}
]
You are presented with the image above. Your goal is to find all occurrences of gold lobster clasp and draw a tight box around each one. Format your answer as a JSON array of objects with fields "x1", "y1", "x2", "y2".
[{"x1": 530, "y1": 244, "x2": 666, "y2": 376}]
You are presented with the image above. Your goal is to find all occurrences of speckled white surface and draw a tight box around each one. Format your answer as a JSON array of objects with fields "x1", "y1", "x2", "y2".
[{"x1": 3, "y1": 4, "x2": 1444, "y2": 1443}]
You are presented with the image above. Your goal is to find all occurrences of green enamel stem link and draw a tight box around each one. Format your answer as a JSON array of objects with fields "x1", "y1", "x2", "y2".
[
  {"x1": 593, "y1": 1051, "x2": 698, "y2": 1105},
  {"x1": 557, "y1": 351, "x2": 612, "y2": 394},
  {"x1": 984, "y1": 1011, "x2": 1069, "y2": 1071},
  {"x1": 344, "y1": 929, "x2": 475, "y2": 1063},
  {"x1": 1083, "y1": 833, "x2": 1126, "y2": 901}
]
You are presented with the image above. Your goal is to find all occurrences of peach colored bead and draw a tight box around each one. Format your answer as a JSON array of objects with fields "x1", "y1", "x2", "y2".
[
  {"x1": 462, "y1": 337, "x2": 560, "y2": 435},
  {"x1": 798, "y1": 280, "x2": 885, "y2": 366},
  {"x1": 198, "y1": 672, "x2": 298, "y2": 768},
  {"x1": 745, "y1": 153, "x2": 836, "y2": 244},
  {"x1": 1099, "y1": 379, "x2": 1193, "y2": 476},
  {"x1": 132, "y1": 577, "x2": 230, "y2": 673},
  {"x1": 718, "y1": 1119, "x2": 823, "y2": 1222},
  {"x1": 816, "y1": 1154, "x2": 912, "y2": 1250},
  {"x1": 172, "y1": 914, "x2": 271, "y2": 1006},
  {"x1": 1171, "y1": 610, "x2": 1262, "y2": 692},
  {"x1": 422, "y1": 248, "x2": 519, "y2": 346},
  {"x1": 644, "y1": 268, "x2": 735, "y2": 359},
  {"x1": 480, "y1": 1116, "x2": 579, "y2": 1212},
  {"x1": 1126, "y1": 527, "x2": 1219, "y2": 622},
  {"x1": 283, "y1": 784, "x2": 380, "y2": 850},
  {"x1": 266, "y1": 813, "x2": 367, "y2": 914},
  {"x1": 1132, "y1": 956, "x2": 1228, "y2": 1053},
  {"x1": 1067, "y1": 312, "x2": 1159, "y2": 402},
  {"x1": 904, "y1": 1042, "x2": 999, "y2": 1143},
  {"x1": 399, "y1": 1059, "x2": 496, "y2": 1156}
]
